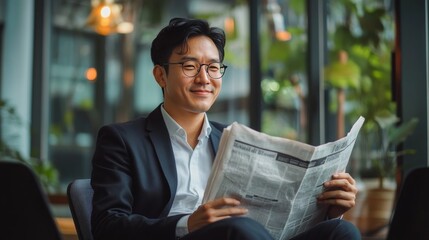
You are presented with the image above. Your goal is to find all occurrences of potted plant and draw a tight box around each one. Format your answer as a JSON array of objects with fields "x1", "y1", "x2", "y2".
[
  {"x1": 0, "y1": 99, "x2": 60, "y2": 194},
  {"x1": 373, "y1": 113, "x2": 419, "y2": 189},
  {"x1": 362, "y1": 112, "x2": 418, "y2": 232}
]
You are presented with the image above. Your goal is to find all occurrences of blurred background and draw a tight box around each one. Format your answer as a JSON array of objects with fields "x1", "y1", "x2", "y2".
[{"x1": 0, "y1": 0, "x2": 427, "y2": 239}]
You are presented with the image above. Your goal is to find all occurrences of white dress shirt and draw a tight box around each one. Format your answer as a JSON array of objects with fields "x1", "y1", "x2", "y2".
[{"x1": 161, "y1": 106, "x2": 214, "y2": 237}]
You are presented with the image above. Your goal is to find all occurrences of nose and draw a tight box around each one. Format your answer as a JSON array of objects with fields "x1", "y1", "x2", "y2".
[{"x1": 195, "y1": 65, "x2": 210, "y2": 84}]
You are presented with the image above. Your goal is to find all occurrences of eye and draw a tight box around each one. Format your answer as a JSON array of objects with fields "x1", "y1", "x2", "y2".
[
  {"x1": 182, "y1": 61, "x2": 198, "y2": 70},
  {"x1": 208, "y1": 63, "x2": 221, "y2": 72}
]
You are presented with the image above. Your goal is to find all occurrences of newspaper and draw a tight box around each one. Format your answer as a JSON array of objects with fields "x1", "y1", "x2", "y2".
[{"x1": 203, "y1": 116, "x2": 365, "y2": 240}]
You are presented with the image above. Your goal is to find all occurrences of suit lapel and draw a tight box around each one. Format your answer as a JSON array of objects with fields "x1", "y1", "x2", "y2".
[
  {"x1": 146, "y1": 106, "x2": 177, "y2": 215},
  {"x1": 145, "y1": 106, "x2": 225, "y2": 216},
  {"x1": 209, "y1": 123, "x2": 223, "y2": 155}
]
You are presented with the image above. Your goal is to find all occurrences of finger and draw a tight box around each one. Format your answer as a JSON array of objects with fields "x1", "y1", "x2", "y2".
[
  {"x1": 324, "y1": 179, "x2": 357, "y2": 193},
  {"x1": 198, "y1": 202, "x2": 248, "y2": 218},
  {"x1": 213, "y1": 207, "x2": 248, "y2": 217},
  {"x1": 197, "y1": 205, "x2": 248, "y2": 215},
  {"x1": 203, "y1": 197, "x2": 241, "y2": 209},
  {"x1": 197, "y1": 197, "x2": 248, "y2": 218},
  {"x1": 189, "y1": 201, "x2": 248, "y2": 232},
  {"x1": 318, "y1": 198, "x2": 356, "y2": 209},
  {"x1": 318, "y1": 189, "x2": 356, "y2": 201},
  {"x1": 331, "y1": 172, "x2": 356, "y2": 185}
]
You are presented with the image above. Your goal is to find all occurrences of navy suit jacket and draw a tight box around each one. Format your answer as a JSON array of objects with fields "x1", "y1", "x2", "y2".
[{"x1": 91, "y1": 105, "x2": 225, "y2": 240}]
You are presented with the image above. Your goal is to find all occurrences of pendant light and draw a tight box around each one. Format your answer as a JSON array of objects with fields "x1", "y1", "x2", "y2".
[{"x1": 86, "y1": 0, "x2": 134, "y2": 36}]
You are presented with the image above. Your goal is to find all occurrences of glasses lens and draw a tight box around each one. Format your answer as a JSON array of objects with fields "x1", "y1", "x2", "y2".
[
  {"x1": 207, "y1": 62, "x2": 223, "y2": 79},
  {"x1": 181, "y1": 61, "x2": 226, "y2": 79},
  {"x1": 181, "y1": 61, "x2": 199, "y2": 77}
]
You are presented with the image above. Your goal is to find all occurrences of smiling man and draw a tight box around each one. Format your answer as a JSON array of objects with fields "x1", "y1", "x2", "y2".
[{"x1": 90, "y1": 18, "x2": 361, "y2": 240}]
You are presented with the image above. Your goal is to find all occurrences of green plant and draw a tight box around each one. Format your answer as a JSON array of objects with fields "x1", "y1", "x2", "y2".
[
  {"x1": 326, "y1": 1, "x2": 395, "y2": 128},
  {"x1": 372, "y1": 113, "x2": 419, "y2": 189},
  {"x1": 324, "y1": 1, "x2": 409, "y2": 186},
  {"x1": 0, "y1": 100, "x2": 59, "y2": 194},
  {"x1": 324, "y1": 50, "x2": 361, "y2": 138}
]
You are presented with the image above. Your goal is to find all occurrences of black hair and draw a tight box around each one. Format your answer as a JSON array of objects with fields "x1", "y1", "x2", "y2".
[{"x1": 150, "y1": 18, "x2": 226, "y2": 66}]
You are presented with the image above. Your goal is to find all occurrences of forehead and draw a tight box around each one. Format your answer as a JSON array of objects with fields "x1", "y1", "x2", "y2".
[{"x1": 171, "y1": 36, "x2": 220, "y2": 61}]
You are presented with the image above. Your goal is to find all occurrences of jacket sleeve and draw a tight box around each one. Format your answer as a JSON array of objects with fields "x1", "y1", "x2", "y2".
[{"x1": 90, "y1": 124, "x2": 184, "y2": 240}]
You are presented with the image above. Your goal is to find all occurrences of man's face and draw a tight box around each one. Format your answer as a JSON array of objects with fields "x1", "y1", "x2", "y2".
[{"x1": 156, "y1": 36, "x2": 222, "y2": 117}]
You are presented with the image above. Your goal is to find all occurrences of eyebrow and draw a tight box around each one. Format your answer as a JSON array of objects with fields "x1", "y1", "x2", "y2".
[{"x1": 177, "y1": 56, "x2": 221, "y2": 63}]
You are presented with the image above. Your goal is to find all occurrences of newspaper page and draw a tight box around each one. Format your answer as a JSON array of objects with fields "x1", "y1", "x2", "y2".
[{"x1": 203, "y1": 116, "x2": 365, "y2": 240}]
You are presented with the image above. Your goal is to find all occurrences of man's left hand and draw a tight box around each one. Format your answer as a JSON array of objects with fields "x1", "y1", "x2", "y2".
[{"x1": 317, "y1": 172, "x2": 358, "y2": 219}]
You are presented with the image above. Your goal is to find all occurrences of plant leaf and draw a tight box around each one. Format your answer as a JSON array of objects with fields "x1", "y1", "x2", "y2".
[{"x1": 388, "y1": 118, "x2": 419, "y2": 147}]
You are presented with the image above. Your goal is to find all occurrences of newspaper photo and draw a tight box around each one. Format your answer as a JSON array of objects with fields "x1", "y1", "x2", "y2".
[{"x1": 203, "y1": 116, "x2": 365, "y2": 240}]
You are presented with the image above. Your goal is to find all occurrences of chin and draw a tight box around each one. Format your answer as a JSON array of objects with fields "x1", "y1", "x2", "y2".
[
  {"x1": 193, "y1": 107, "x2": 211, "y2": 113},
  {"x1": 190, "y1": 104, "x2": 213, "y2": 113}
]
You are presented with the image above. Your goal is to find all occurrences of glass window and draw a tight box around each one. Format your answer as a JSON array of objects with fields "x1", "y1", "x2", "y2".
[
  {"x1": 260, "y1": 0, "x2": 308, "y2": 141},
  {"x1": 0, "y1": 0, "x2": 4, "y2": 86},
  {"x1": 325, "y1": 0, "x2": 395, "y2": 179},
  {"x1": 325, "y1": 0, "x2": 396, "y2": 234},
  {"x1": 49, "y1": 1, "x2": 97, "y2": 188}
]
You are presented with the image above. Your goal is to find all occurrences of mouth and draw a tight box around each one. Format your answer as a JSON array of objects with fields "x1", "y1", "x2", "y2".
[{"x1": 190, "y1": 89, "x2": 213, "y2": 94}]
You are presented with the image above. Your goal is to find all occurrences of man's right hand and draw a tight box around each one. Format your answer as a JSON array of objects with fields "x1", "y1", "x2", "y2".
[{"x1": 187, "y1": 197, "x2": 248, "y2": 232}]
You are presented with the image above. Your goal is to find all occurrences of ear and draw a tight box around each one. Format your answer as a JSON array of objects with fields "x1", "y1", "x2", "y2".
[{"x1": 153, "y1": 65, "x2": 167, "y2": 88}]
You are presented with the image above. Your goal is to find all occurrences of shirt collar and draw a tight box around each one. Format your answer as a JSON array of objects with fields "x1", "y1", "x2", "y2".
[{"x1": 161, "y1": 105, "x2": 212, "y2": 140}]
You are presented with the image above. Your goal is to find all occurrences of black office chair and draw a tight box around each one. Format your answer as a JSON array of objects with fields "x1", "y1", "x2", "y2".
[
  {"x1": 0, "y1": 160, "x2": 63, "y2": 240},
  {"x1": 386, "y1": 167, "x2": 429, "y2": 240},
  {"x1": 67, "y1": 178, "x2": 94, "y2": 240}
]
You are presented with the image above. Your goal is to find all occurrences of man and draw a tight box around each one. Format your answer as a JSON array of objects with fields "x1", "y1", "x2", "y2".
[{"x1": 91, "y1": 18, "x2": 361, "y2": 240}]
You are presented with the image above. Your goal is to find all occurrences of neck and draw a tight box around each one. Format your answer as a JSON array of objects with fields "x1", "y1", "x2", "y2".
[
  {"x1": 163, "y1": 106, "x2": 206, "y2": 148},
  {"x1": 182, "y1": 114, "x2": 205, "y2": 149}
]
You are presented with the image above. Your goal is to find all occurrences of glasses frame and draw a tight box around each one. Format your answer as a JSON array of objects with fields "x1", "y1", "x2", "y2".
[{"x1": 162, "y1": 61, "x2": 228, "y2": 79}]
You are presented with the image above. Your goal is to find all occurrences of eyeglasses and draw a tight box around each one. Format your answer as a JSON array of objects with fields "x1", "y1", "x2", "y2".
[{"x1": 162, "y1": 60, "x2": 227, "y2": 79}]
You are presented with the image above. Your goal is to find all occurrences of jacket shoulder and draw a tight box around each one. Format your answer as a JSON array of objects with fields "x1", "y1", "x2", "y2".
[{"x1": 210, "y1": 121, "x2": 227, "y2": 131}]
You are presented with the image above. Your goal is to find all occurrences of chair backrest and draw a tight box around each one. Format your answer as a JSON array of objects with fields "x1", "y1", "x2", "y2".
[
  {"x1": 387, "y1": 167, "x2": 429, "y2": 240},
  {"x1": 0, "y1": 160, "x2": 63, "y2": 240},
  {"x1": 67, "y1": 179, "x2": 94, "y2": 240}
]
